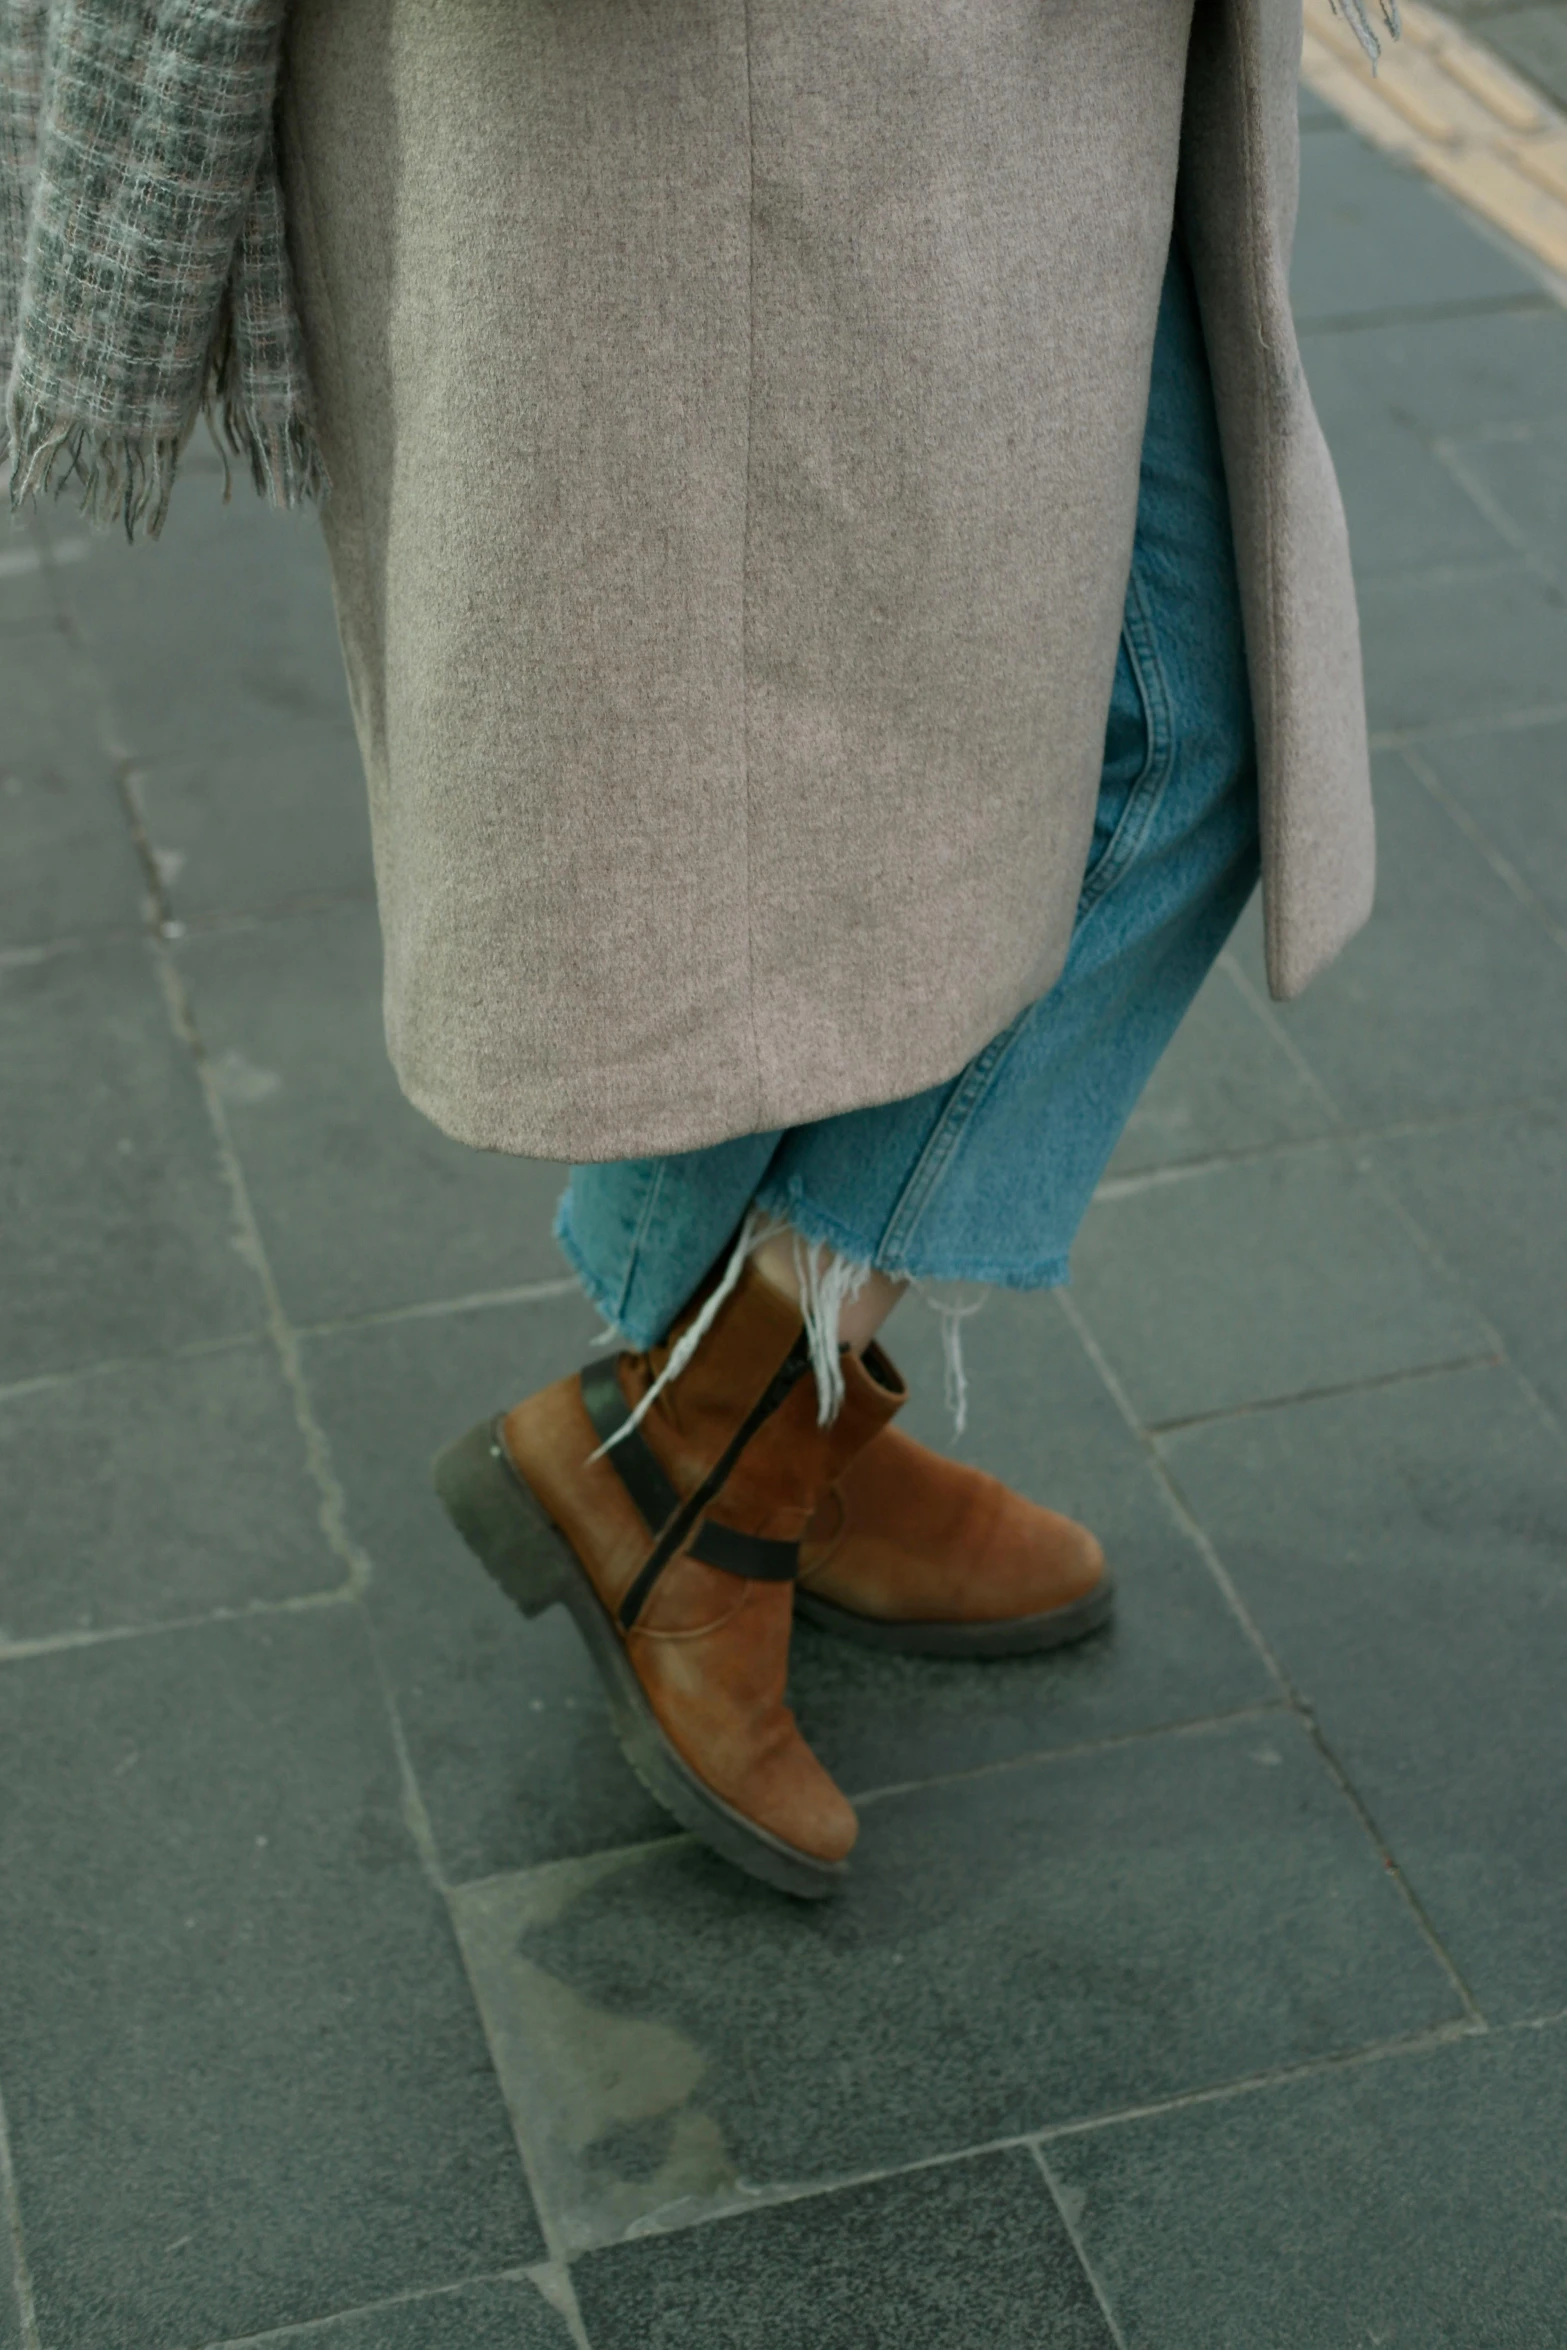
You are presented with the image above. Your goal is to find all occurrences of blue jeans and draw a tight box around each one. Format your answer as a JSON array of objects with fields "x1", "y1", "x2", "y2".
[{"x1": 558, "y1": 233, "x2": 1260, "y2": 1349}]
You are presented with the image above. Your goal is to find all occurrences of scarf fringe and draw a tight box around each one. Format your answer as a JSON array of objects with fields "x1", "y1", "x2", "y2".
[
  {"x1": 1331, "y1": 0, "x2": 1402, "y2": 64},
  {"x1": 3, "y1": 384, "x2": 328, "y2": 542},
  {"x1": 4, "y1": 398, "x2": 187, "y2": 539},
  {"x1": 208, "y1": 291, "x2": 332, "y2": 513},
  {"x1": 209, "y1": 384, "x2": 331, "y2": 513}
]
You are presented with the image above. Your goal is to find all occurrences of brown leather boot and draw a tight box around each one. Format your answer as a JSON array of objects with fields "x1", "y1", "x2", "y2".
[
  {"x1": 432, "y1": 1263, "x2": 905, "y2": 1897},
  {"x1": 795, "y1": 1401, "x2": 1114, "y2": 1659}
]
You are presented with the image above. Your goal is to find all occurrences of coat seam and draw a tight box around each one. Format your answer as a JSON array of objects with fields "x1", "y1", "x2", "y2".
[
  {"x1": 1233, "y1": 0, "x2": 1285, "y2": 989},
  {"x1": 741, "y1": 0, "x2": 764, "y2": 1131}
]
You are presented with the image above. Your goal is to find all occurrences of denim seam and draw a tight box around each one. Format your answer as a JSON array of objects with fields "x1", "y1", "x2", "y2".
[
  {"x1": 1076, "y1": 556, "x2": 1176, "y2": 925},
  {"x1": 869, "y1": 1002, "x2": 1036, "y2": 1271},
  {"x1": 868, "y1": 558, "x2": 1177, "y2": 1274},
  {"x1": 613, "y1": 1159, "x2": 670, "y2": 1332}
]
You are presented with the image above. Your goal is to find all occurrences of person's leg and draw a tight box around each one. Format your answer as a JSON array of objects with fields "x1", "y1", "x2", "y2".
[
  {"x1": 436, "y1": 229, "x2": 1252, "y2": 1894},
  {"x1": 556, "y1": 232, "x2": 1250, "y2": 1385},
  {"x1": 752, "y1": 1231, "x2": 907, "y2": 1358},
  {"x1": 557, "y1": 1141, "x2": 906, "y2": 1370},
  {"x1": 754, "y1": 227, "x2": 1258, "y2": 1300}
]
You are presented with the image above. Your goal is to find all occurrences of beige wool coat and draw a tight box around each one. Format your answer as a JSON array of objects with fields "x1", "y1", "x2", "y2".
[{"x1": 278, "y1": 0, "x2": 1373, "y2": 1163}]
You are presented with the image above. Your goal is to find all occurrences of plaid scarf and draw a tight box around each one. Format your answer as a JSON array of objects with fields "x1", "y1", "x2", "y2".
[{"x1": 1, "y1": 0, "x2": 324, "y2": 539}]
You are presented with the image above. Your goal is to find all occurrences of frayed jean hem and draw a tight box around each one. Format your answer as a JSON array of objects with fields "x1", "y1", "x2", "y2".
[
  {"x1": 752, "y1": 1180, "x2": 1071, "y2": 1294},
  {"x1": 552, "y1": 1188, "x2": 659, "y2": 1346}
]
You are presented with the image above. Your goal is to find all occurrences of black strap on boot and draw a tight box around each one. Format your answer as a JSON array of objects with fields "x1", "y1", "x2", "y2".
[{"x1": 580, "y1": 1336, "x2": 814, "y2": 1630}]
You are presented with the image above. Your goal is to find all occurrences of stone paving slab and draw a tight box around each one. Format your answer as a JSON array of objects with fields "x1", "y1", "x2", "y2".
[
  {"x1": 0, "y1": 626, "x2": 145, "y2": 951},
  {"x1": 0, "y1": 940, "x2": 261, "y2": 1387},
  {"x1": 0, "y1": 511, "x2": 61, "y2": 632},
  {"x1": 0, "y1": 1611, "x2": 544, "y2": 2350},
  {"x1": 133, "y1": 723, "x2": 373, "y2": 931},
  {"x1": 175, "y1": 903, "x2": 567, "y2": 1327},
  {"x1": 1357, "y1": 556, "x2": 1567, "y2": 731},
  {"x1": 1104, "y1": 955, "x2": 1333, "y2": 1176},
  {"x1": 252, "y1": 2276, "x2": 580, "y2": 2350},
  {"x1": 1070, "y1": 1137, "x2": 1489, "y2": 1428},
  {"x1": 1375, "y1": 1101, "x2": 1567, "y2": 1419},
  {"x1": 455, "y1": 1715, "x2": 1458, "y2": 2254},
  {"x1": 0, "y1": 1341, "x2": 335, "y2": 1646},
  {"x1": 1050, "y1": 2021, "x2": 1567, "y2": 2349},
  {"x1": 1414, "y1": 716, "x2": 1567, "y2": 934},
  {"x1": 1250, "y1": 750, "x2": 1567, "y2": 1123},
  {"x1": 1305, "y1": 395, "x2": 1518, "y2": 574},
  {"x1": 1453, "y1": 406, "x2": 1567, "y2": 567},
  {"x1": 1298, "y1": 298, "x2": 1567, "y2": 436},
  {"x1": 1293, "y1": 123, "x2": 1541, "y2": 322},
  {"x1": 1162, "y1": 1360, "x2": 1567, "y2": 2020},
  {"x1": 1445, "y1": 0, "x2": 1567, "y2": 110},
  {"x1": 63, "y1": 493, "x2": 345, "y2": 778},
  {"x1": 571, "y1": 2152, "x2": 1114, "y2": 2350}
]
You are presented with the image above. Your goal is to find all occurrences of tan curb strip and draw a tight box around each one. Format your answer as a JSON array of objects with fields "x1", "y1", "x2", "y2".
[{"x1": 1303, "y1": 0, "x2": 1567, "y2": 287}]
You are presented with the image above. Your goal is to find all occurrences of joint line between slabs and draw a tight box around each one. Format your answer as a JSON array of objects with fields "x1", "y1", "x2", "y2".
[
  {"x1": 1097, "y1": 1084, "x2": 1567, "y2": 1201},
  {"x1": 449, "y1": 1924, "x2": 594, "y2": 2345},
  {"x1": 529, "y1": 2018, "x2": 1485, "y2": 2266},
  {"x1": 848, "y1": 1702, "x2": 1294, "y2": 1814},
  {"x1": 0, "y1": 2073, "x2": 41, "y2": 2350},
  {"x1": 1054, "y1": 1285, "x2": 1487, "y2": 2024},
  {"x1": 1248, "y1": 935, "x2": 1567, "y2": 1474},
  {"x1": 157, "y1": 886, "x2": 381, "y2": 944},
  {"x1": 1368, "y1": 699, "x2": 1567, "y2": 752},
  {"x1": 112, "y1": 741, "x2": 583, "y2": 2335},
  {"x1": 457, "y1": 1703, "x2": 1297, "y2": 1904},
  {"x1": 151, "y1": 950, "x2": 377, "y2": 1607},
  {"x1": 1294, "y1": 291, "x2": 1559, "y2": 334},
  {"x1": 1030, "y1": 2145, "x2": 1130, "y2": 2350},
  {"x1": 1431, "y1": 435, "x2": 1561, "y2": 586},
  {"x1": 1053, "y1": 1286, "x2": 1292, "y2": 1698},
  {"x1": 108, "y1": 760, "x2": 375, "y2": 1617},
  {"x1": 1143, "y1": 1348, "x2": 1503, "y2": 1437},
  {"x1": 1213, "y1": 959, "x2": 1567, "y2": 1865},
  {"x1": 1399, "y1": 735, "x2": 1567, "y2": 963},
  {"x1": 111, "y1": 743, "x2": 590, "y2": 2350},
  {"x1": 0, "y1": 1328, "x2": 262, "y2": 1410},
  {"x1": 171, "y1": 2261, "x2": 561, "y2": 2350},
  {"x1": 295, "y1": 1278, "x2": 582, "y2": 1339},
  {"x1": 0, "y1": 1584, "x2": 357, "y2": 1668},
  {"x1": 1027, "y1": 2014, "x2": 1484, "y2": 2153},
  {"x1": 0, "y1": 922, "x2": 152, "y2": 971},
  {"x1": 1360, "y1": 553, "x2": 1532, "y2": 589}
]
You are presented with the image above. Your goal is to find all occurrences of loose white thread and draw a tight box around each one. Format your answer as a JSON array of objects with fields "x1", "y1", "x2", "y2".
[
  {"x1": 588, "y1": 1206, "x2": 786, "y2": 1458},
  {"x1": 913, "y1": 1279, "x2": 989, "y2": 1438},
  {"x1": 592, "y1": 1219, "x2": 985, "y2": 1443},
  {"x1": 791, "y1": 1232, "x2": 871, "y2": 1425}
]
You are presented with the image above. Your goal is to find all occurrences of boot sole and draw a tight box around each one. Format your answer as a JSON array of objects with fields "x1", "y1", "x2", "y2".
[
  {"x1": 795, "y1": 1570, "x2": 1116, "y2": 1658},
  {"x1": 432, "y1": 1419, "x2": 847, "y2": 1901}
]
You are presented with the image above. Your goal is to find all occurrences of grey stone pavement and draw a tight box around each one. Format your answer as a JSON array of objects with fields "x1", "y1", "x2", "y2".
[
  {"x1": 1439, "y1": 0, "x2": 1567, "y2": 109},
  {"x1": 4, "y1": 63, "x2": 1567, "y2": 2350}
]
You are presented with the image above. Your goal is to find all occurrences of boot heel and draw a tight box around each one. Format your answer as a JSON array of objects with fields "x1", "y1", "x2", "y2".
[{"x1": 432, "y1": 1419, "x2": 570, "y2": 1619}]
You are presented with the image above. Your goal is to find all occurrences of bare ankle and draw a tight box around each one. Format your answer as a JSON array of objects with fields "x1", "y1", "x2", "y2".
[{"x1": 752, "y1": 1228, "x2": 907, "y2": 1353}]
